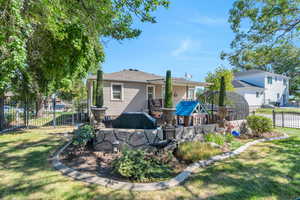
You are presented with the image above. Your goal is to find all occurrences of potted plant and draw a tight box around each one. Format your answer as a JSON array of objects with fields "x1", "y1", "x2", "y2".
[
  {"x1": 91, "y1": 69, "x2": 107, "y2": 126},
  {"x1": 161, "y1": 70, "x2": 176, "y2": 128},
  {"x1": 218, "y1": 76, "x2": 227, "y2": 127}
]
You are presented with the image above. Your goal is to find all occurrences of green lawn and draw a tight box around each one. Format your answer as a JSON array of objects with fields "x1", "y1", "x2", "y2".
[
  {"x1": 0, "y1": 127, "x2": 299, "y2": 200},
  {"x1": 256, "y1": 108, "x2": 300, "y2": 114}
]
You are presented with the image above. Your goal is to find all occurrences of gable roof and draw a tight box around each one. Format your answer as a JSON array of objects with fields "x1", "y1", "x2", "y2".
[
  {"x1": 232, "y1": 80, "x2": 264, "y2": 90},
  {"x1": 88, "y1": 69, "x2": 209, "y2": 86},
  {"x1": 234, "y1": 70, "x2": 289, "y2": 79}
]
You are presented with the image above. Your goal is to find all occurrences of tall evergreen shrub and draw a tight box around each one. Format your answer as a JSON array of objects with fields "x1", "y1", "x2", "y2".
[
  {"x1": 219, "y1": 76, "x2": 226, "y2": 107},
  {"x1": 95, "y1": 69, "x2": 104, "y2": 108},
  {"x1": 164, "y1": 70, "x2": 173, "y2": 108}
]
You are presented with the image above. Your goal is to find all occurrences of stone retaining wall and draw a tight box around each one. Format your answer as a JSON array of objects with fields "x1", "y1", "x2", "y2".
[
  {"x1": 94, "y1": 124, "x2": 219, "y2": 152},
  {"x1": 94, "y1": 128, "x2": 163, "y2": 151},
  {"x1": 175, "y1": 124, "x2": 218, "y2": 142}
]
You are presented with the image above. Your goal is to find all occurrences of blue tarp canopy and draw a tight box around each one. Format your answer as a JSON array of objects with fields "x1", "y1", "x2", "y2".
[{"x1": 176, "y1": 101, "x2": 199, "y2": 116}]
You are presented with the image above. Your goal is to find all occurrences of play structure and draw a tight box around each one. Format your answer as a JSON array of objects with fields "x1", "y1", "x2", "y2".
[{"x1": 176, "y1": 100, "x2": 208, "y2": 127}]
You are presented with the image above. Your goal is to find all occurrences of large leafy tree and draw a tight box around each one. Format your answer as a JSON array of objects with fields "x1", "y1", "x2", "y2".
[
  {"x1": 0, "y1": 0, "x2": 27, "y2": 129},
  {"x1": 0, "y1": 0, "x2": 169, "y2": 119},
  {"x1": 205, "y1": 67, "x2": 235, "y2": 92},
  {"x1": 222, "y1": 0, "x2": 300, "y2": 98}
]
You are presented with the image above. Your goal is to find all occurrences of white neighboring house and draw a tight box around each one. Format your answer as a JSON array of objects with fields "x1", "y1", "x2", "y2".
[{"x1": 233, "y1": 70, "x2": 290, "y2": 109}]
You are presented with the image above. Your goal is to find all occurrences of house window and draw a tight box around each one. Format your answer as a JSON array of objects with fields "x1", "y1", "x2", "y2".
[
  {"x1": 275, "y1": 77, "x2": 278, "y2": 82},
  {"x1": 111, "y1": 83, "x2": 123, "y2": 100},
  {"x1": 256, "y1": 92, "x2": 260, "y2": 98},
  {"x1": 147, "y1": 85, "x2": 155, "y2": 99},
  {"x1": 188, "y1": 88, "x2": 195, "y2": 99},
  {"x1": 267, "y1": 76, "x2": 273, "y2": 84},
  {"x1": 161, "y1": 86, "x2": 165, "y2": 98}
]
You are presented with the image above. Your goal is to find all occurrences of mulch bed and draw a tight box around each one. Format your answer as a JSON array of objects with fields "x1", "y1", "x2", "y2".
[{"x1": 60, "y1": 131, "x2": 284, "y2": 182}]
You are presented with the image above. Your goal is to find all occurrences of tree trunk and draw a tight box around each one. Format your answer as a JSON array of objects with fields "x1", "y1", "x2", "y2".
[
  {"x1": 35, "y1": 95, "x2": 44, "y2": 118},
  {"x1": 0, "y1": 92, "x2": 5, "y2": 131}
]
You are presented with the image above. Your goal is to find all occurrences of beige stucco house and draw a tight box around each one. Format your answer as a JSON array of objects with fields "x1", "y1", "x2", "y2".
[{"x1": 87, "y1": 69, "x2": 209, "y2": 117}]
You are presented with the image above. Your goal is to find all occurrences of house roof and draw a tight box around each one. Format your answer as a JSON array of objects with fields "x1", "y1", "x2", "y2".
[
  {"x1": 88, "y1": 69, "x2": 209, "y2": 87},
  {"x1": 232, "y1": 80, "x2": 264, "y2": 90},
  {"x1": 234, "y1": 70, "x2": 289, "y2": 79}
]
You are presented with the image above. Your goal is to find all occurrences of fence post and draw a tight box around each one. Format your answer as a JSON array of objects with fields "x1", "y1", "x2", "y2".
[
  {"x1": 72, "y1": 100, "x2": 75, "y2": 126},
  {"x1": 281, "y1": 111, "x2": 284, "y2": 128},
  {"x1": 272, "y1": 110, "x2": 275, "y2": 128},
  {"x1": 52, "y1": 95, "x2": 56, "y2": 128}
]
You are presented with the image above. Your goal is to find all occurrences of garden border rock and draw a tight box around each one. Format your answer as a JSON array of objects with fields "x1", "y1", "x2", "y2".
[{"x1": 52, "y1": 133, "x2": 289, "y2": 191}]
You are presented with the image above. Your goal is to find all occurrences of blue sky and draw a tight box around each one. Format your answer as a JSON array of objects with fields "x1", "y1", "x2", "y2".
[{"x1": 102, "y1": 0, "x2": 236, "y2": 82}]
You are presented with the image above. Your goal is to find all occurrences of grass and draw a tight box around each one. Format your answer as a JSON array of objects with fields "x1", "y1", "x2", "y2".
[
  {"x1": 0, "y1": 127, "x2": 300, "y2": 199},
  {"x1": 256, "y1": 107, "x2": 300, "y2": 114},
  {"x1": 176, "y1": 141, "x2": 221, "y2": 163}
]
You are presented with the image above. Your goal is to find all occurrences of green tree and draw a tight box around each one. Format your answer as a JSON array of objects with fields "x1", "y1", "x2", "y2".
[
  {"x1": 95, "y1": 69, "x2": 104, "y2": 108},
  {"x1": 164, "y1": 70, "x2": 173, "y2": 108},
  {"x1": 227, "y1": 0, "x2": 300, "y2": 51},
  {"x1": 222, "y1": 0, "x2": 300, "y2": 98},
  {"x1": 0, "y1": 0, "x2": 27, "y2": 129},
  {"x1": 1, "y1": 0, "x2": 169, "y2": 117},
  {"x1": 205, "y1": 67, "x2": 235, "y2": 92},
  {"x1": 219, "y1": 76, "x2": 226, "y2": 107}
]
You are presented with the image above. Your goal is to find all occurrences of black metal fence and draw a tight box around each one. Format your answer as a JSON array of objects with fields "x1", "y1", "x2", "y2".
[
  {"x1": 272, "y1": 111, "x2": 300, "y2": 129},
  {"x1": 0, "y1": 97, "x2": 88, "y2": 133}
]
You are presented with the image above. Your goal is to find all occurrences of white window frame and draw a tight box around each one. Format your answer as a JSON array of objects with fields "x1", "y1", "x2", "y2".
[
  {"x1": 146, "y1": 85, "x2": 156, "y2": 100},
  {"x1": 188, "y1": 87, "x2": 195, "y2": 100},
  {"x1": 111, "y1": 82, "x2": 124, "y2": 101},
  {"x1": 256, "y1": 92, "x2": 260, "y2": 98},
  {"x1": 267, "y1": 76, "x2": 273, "y2": 84},
  {"x1": 161, "y1": 86, "x2": 165, "y2": 99}
]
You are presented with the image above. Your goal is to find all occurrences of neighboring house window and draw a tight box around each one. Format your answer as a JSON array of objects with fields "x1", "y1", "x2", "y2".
[
  {"x1": 256, "y1": 92, "x2": 260, "y2": 98},
  {"x1": 188, "y1": 88, "x2": 195, "y2": 99},
  {"x1": 111, "y1": 83, "x2": 123, "y2": 100},
  {"x1": 283, "y1": 79, "x2": 287, "y2": 86},
  {"x1": 147, "y1": 85, "x2": 155, "y2": 99},
  {"x1": 267, "y1": 76, "x2": 273, "y2": 84}
]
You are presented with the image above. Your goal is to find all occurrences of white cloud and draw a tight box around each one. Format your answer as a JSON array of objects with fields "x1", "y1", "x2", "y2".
[
  {"x1": 171, "y1": 39, "x2": 193, "y2": 57},
  {"x1": 191, "y1": 16, "x2": 227, "y2": 26}
]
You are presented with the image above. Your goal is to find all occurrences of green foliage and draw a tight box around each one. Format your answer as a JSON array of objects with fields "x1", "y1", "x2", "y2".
[
  {"x1": 0, "y1": 0, "x2": 27, "y2": 93},
  {"x1": 72, "y1": 125, "x2": 94, "y2": 147},
  {"x1": 219, "y1": 76, "x2": 226, "y2": 107},
  {"x1": 1, "y1": 0, "x2": 169, "y2": 102},
  {"x1": 112, "y1": 149, "x2": 172, "y2": 182},
  {"x1": 223, "y1": 0, "x2": 300, "y2": 98},
  {"x1": 204, "y1": 133, "x2": 226, "y2": 146},
  {"x1": 205, "y1": 67, "x2": 235, "y2": 92},
  {"x1": 228, "y1": 0, "x2": 299, "y2": 49},
  {"x1": 225, "y1": 132, "x2": 234, "y2": 143},
  {"x1": 247, "y1": 115, "x2": 273, "y2": 135},
  {"x1": 164, "y1": 70, "x2": 173, "y2": 108},
  {"x1": 176, "y1": 141, "x2": 221, "y2": 163},
  {"x1": 95, "y1": 69, "x2": 104, "y2": 108}
]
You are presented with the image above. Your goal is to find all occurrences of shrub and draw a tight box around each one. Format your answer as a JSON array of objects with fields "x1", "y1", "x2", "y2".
[
  {"x1": 204, "y1": 133, "x2": 225, "y2": 146},
  {"x1": 112, "y1": 149, "x2": 172, "y2": 182},
  {"x1": 225, "y1": 132, "x2": 234, "y2": 143},
  {"x1": 164, "y1": 70, "x2": 173, "y2": 108},
  {"x1": 72, "y1": 125, "x2": 94, "y2": 147},
  {"x1": 246, "y1": 115, "x2": 272, "y2": 135},
  {"x1": 176, "y1": 141, "x2": 221, "y2": 163}
]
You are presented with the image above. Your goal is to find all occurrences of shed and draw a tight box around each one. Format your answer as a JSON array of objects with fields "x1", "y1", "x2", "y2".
[{"x1": 176, "y1": 100, "x2": 208, "y2": 126}]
